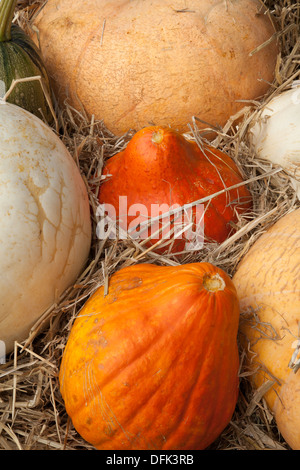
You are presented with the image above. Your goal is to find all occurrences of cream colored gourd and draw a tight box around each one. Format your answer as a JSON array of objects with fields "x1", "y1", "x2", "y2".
[
  {"x1": 248, "y1": 83, "x2": 300, "y2": 199},
  {"x1": 0, "y1": 102, "x2": 91, "y2": 353},
  {"x1": 233, "y1": 209, "x2": 300, "y2": 449},
  {"x1": 31, "y1": 0, "x2": 278, "y2": 136}
]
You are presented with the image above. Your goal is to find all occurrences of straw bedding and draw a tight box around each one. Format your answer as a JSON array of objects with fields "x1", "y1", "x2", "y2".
[{"x1": 0, "y1": 0, "x2": 299, "y2": 450}]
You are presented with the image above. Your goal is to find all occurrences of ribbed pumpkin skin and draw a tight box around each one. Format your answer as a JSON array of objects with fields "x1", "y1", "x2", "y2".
[
  {"x1": 0, "y1": 24, "x2": 52, "y2": 123},
  {"x1": 233, "y1": 209, "x2": 300, "y2": 449},
  {"x1": 99, "y1": 126, "x2": 252, "y2": 251},
  {"x1": 59, "y1": 262, "x2": 240, "y2": 450}
]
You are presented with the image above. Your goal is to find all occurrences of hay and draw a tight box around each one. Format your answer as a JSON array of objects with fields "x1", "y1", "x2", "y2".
[{"x1": 0, "y1": 0, "x2": 299, "y2": 450}]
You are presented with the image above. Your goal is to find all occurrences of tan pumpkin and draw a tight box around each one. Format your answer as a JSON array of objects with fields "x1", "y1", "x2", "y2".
[
  {"x1": 233, "y1": 209, "x2": 300, "y2": 449},
  {"x1": 59, "y1": 262, "x2": 240, "y2": 450},
  {"x1": 31, "y1": 0, "x2": 278, "y2": 136}
]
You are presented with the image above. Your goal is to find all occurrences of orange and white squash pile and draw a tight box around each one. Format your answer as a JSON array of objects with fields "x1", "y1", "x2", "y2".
[{"x1": 1, "y1": 0, "x2": 299, "y2": 452}]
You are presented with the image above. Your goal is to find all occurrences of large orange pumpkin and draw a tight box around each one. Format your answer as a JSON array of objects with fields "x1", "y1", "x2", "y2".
[
  {"x1": 30, "y1": 0, "x2": 278, "y2": 136},
  {"x1": 59, "y1": 262, "x2": 240, "y2": 450},
  {"x1": 98, "y1": 126, "x2": 252, "y2": 253}
]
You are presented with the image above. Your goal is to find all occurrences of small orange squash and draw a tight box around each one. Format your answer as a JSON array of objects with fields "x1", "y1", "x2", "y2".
[
  {"x1": 233, "y1": 209, "x2": 300, "y2": 449},
  {"x1": 59, "y1": 262, "x2": 240, "y2": 450},
  {"x1": 98, "y1": 126, "x2": 252, "y2": 252}
]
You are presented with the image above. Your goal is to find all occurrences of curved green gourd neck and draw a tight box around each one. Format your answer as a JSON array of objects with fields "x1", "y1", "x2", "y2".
[{"x1": 0, "y1": 0, "x2": 18, "y2": 42}]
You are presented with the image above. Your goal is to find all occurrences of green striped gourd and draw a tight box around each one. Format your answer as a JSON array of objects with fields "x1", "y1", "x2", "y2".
[{"x1": 0, "y1": 0, "x2": 53, "y2": 123}]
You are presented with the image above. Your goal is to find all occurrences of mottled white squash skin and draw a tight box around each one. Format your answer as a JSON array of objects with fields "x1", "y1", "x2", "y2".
[
  {"x1": 0, "y1": 102, "x2": 91, "y2": 353},
  {"x1": 233, "y1": 209, "x2": 300, "y2": 449},
  {"x1": 31, "y1": 0, "x2": 278, "y2": 136},
  {"x1": 248, "y1": 85, "x2": 300, "y2": 199}
]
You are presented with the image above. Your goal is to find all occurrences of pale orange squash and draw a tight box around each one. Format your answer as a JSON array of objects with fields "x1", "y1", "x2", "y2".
[
  {"x1": 233, "y1": 209, "x2": 300, "y2": 449},
  {"x1": 31, "y1": 0, "x2": 278, "y2": 136}
]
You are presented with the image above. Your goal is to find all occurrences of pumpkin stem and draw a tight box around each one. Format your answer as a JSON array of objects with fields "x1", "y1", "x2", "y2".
[
  {"x1": 0, "y1": 0, "x2": 17, "y2": 42},
  {"x1": 203, "y1": 273, "x2": 226, "y2": 292},
  {"x1": 151, "y1": 129, "x2": 164, "y2": 144}
]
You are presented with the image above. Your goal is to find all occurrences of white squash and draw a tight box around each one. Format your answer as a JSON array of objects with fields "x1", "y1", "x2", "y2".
[
  {"x1": 248, "y1": 83, "x2": 300, "y2": 198},
  {"x1": 0, "y1": 102, "x2": 91, "y2": 353}
]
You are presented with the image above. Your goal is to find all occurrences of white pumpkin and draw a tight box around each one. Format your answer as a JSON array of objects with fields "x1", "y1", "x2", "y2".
[
  {"x1": 0, "y1": 102, "x2": 91, "y2": 353},
  {"x1": 248, "y1": 83, "x2": 300, "y2": 198}
]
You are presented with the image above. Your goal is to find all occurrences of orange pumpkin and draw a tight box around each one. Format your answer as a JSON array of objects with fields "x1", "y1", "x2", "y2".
[
  {"x1": 98, "y1": 126, "x2": 252, "y2": 252},
  {"x1": 59, "y1": 262, "x2": 240, "y2": 450}
]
